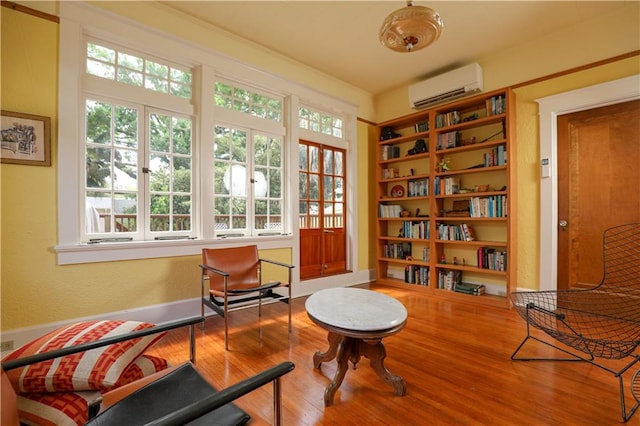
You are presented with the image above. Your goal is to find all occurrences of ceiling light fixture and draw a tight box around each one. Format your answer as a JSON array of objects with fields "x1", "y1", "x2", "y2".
[{"x1": 379, "y1": 1, "x2": 444, "y2": 53}]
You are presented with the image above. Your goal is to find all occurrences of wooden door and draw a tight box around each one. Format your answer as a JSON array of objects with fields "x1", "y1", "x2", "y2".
[
  {"x1": 557, "y1": 100, "x2": 640, "y2": 289},
  {"x1": 298, "y1": 141, "x2": 347, "y2": 279}
]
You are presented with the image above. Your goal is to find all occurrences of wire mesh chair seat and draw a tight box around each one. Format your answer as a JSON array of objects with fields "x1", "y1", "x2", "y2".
[{"x1": 510, "y1": 223, "x2": 640, "y2": 422}]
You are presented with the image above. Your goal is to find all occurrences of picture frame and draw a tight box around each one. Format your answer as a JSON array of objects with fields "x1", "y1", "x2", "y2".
[{"x1": 1, "y1": 110, "x2": 51, "y2": 166}]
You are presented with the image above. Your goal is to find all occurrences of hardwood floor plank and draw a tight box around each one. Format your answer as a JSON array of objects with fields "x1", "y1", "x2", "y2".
[{"x1": 148, "y1": 284, "x2": 639, "y2": 425}]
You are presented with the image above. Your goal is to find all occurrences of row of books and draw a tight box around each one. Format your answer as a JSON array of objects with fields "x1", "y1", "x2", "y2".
[
  {"x1": 405, "y1": 265, "x2": 429, "y2": 285},
  {"x1": 383, "y1": 242, "x2": 412, "y2": 259},
  {"x1": 477, "y1": 247, "x2": 507, "y2": 271},
  {"x1": 381, "y1": 167, "x2": 399, "y2": 179},
  {"x1": 437, "y1": 223, "x2": 475, "y2": 241},
  {"x1": 400, "y1": 220, "x2": 430, "y2": 240},
  {"x1": 379, "y1": 204, "x2": 403, "y2": 218},
  {"x1": 436, "y1": 131, "x2": 460, "y2": 150},
  {"x1": 381, "y1": 145, "x2": 401, "y2": 160},
  {"x1": 434, "y1": 176, "x2": 460, "y2": 195},
  {"x1": 437, "y1": 269, "x2": 461, "y2": 290},
  {"x1": 486, "y1": 95, "x2": 507, "y2": 116},
  {"x1": 408, "y1": 178, "x2": 429, "y2": 197},
  {"x1": 414, "y1": 122, "x2": 429, "y2": 133},
  {"x1": 435, "y1": 111, "x2": 461, "y2": 129},
  {"x1": 483, "y1": 144, "x2": 507, "y2": 167},
  {"x1": 469, "y1": 195, "x2": 507, "y2": 218}
]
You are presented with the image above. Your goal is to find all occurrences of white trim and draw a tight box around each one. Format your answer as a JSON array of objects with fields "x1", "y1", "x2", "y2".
[
  {"x1": 536, "y1": 74, "x2": 640, "y2": 291},
  {"x1": 56, "y1": 236, "x2": 294, "y2": 265}
]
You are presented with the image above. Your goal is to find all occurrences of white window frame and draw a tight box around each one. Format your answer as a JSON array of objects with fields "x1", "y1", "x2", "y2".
[{"x1": 56, "y1": 3, "x2": 358, "y2": 266}]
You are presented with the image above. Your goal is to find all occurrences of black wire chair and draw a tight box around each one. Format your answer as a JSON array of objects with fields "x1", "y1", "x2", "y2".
[{"x1": 510, "y1": 223, "x2": 640, "y2": 422}]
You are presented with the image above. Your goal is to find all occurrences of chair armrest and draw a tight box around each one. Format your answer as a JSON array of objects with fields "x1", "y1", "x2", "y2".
[
  {"x1": 199, "y1": 263, "x2": 229, "y2": 277},
  {"x1": 260, "y1": 258, "x2": 294, "y2": 269},
  {"x1": 1, "y1": 316, "x2": 203, "y2": 371},
  {"x1": 146, "y1": 361, "x2": 295, "y2": 426}
]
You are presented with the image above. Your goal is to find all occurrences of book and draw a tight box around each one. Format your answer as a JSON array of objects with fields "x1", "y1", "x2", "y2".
[{"x1": 454, "y1": 282, "x2": 485, "y2": 295}]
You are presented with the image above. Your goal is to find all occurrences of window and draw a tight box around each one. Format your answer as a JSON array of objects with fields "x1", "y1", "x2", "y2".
[
  {"x1": 214, "y1": 81, "x2": 282, "y2": 122},
  {"x1": 84, "y1": 98, "x2": 193, "y2": 240},
  {"x1": 86, "y1": 40, "x2": 192, "y2": 99},
  {"x1": 212, "y1": 80, "x2": 285, "y2": 236},
  {"x1": 82, "y1": 40, "x2": 194, "y2": 241},
  {"x1": 299, "y1": 107, "x2": 343, "y2": 138}
]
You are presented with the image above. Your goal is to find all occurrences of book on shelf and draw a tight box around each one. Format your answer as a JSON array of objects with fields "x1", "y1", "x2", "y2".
[
  {"x1": 379, "y1": 204, "x2": 403, "y2": 218},
  {"x1": 382, "y1": 167, "x2": 399, "y2": 179},
  {"x1": 437, "y1": 131, "x2": 460, "y2": 150},
  {"x1": 422, "y1": 247, "x2": 430, "y2": 262},
  {"x1": 483, "y1": 144, "x2": 507, "y2": 167},
  {"x1": 454, "y1": 282, "x2": 486, "y2": 296},
  {"x1": 401, "y1": 220, "x2": 429, "y2": 239},
  {"x1": 437, "y1": 269, "x2": 462, "y2": 290},
  {"x1": 381, "y1": 145, "x2": 401, "y2": 161},
  {"x1": 440, "y1": 177, "x2": 460, "y2": 195},
  {"x1": 486, "y1": 95, "x2": 507, "y2": 116},
  {"x1": 469, "y1": 195, "x2": 507, "y2": 218},
  {"x1": 408, "y1": 178, "x2": 429, "y2": 197},
  {"x1": 384, "y1": 242, "x2": 412, "y2": 259},
  {"x1": 435, "y1": 111, "x2": 461, "y2": 128},
  {"x1": 437, "y1": 223, "x2": 475, "y2": 241},
  {"x1": 414, "y1": 121, "x2": 429, "y2": 133},
  {"x1": 477, "y1": 247, "x2": 507, "y2": 271},
  {"x1": 405, "y1": 265, "x2": 429, "y2": 286}
]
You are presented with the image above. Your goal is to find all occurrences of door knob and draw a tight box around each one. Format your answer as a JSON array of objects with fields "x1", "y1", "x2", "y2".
[{"x1": 559, "y1": 220, "x2": 568, "y2": 230}]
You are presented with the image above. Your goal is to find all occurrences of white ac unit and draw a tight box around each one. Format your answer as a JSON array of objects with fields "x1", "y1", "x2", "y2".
[{"x1": 408, "y1": 63, "x2": 483, "y2": 109}]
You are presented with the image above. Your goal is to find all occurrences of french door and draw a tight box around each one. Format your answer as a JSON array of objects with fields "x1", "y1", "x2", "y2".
[{"x1": 298, "y1": 141, "x2": 347, "y2": 279}]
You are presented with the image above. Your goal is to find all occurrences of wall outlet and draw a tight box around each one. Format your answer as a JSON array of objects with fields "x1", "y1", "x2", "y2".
[{"x1": 1, "y1": 340, "x2": 14, "y2": 351}]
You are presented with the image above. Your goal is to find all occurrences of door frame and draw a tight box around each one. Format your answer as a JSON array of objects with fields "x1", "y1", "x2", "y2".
[{"x1": 537, "y1": 74, "x2": 640, "y2": 291}]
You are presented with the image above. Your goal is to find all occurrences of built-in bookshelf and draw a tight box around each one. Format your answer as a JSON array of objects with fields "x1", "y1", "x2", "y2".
[{"x1": 375, "y1": 88, "x2": 516, "y2": 307}]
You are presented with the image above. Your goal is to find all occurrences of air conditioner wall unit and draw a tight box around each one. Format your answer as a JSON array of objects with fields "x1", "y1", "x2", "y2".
[{"x1": 408, "y1": 63, "x2": 483, "y2": 109}]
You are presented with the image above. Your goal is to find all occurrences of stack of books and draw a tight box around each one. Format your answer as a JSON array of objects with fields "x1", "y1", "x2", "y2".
[{"x1": 454, "y1": 282, "x2": 486, "y2": 296}]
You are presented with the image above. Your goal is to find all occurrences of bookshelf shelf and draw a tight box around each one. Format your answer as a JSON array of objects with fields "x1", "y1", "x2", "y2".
[{"x1": 375, "y1": 88, "x2": 516, "y2": 306}]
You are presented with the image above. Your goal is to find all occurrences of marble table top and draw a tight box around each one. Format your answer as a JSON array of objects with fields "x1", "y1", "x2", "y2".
[{"x1": 305, "y1": 287, "x2": 407, "y2": 331}]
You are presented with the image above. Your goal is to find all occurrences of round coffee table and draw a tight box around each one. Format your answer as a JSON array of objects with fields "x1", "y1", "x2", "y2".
[{"x1": 305, "y1": 287, "x2": 408, "y2": 406}]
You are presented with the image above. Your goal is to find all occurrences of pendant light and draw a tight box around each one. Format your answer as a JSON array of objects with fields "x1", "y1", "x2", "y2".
[{"x1": 379, "y1": 1, "x2": 444, "y2": 53}]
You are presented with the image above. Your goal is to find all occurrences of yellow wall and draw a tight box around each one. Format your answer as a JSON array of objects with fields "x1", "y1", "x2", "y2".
[
  {"x1": 0, "y1": 3, "x2": 377, "y2": 331},
  {"x1": 1, "y1": 1, "x2": 639, "y2": 332}
]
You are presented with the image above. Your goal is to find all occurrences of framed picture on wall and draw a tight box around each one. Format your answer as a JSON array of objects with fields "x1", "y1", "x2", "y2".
[{"x1": 1, "y1": 110, "x2": 51, "y2": 166}]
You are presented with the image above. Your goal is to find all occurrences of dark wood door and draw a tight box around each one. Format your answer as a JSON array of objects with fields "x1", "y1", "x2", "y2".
[
  {"x1": 299, "y1": 141, "x2": 347, "y2": 279},
  {"x1": 557, "y1": 100, "x2": 640, "y2": 289}
]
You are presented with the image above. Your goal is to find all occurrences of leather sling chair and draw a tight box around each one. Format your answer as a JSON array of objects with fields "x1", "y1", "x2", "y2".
[
  {"x1": 2, "y1": 316, "x2": 295, "y2": 425},
  {"x1": 201, "y1": 245, "x2": 294, "y2": 350}
]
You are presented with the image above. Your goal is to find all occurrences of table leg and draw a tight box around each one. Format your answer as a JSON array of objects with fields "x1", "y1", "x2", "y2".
[
  {"x1": 324, "y1": 336, "x2": 355, "y2": 407},
  {"x1": 360, "y1": 338, "x2": 407, "y2": 397},
  {"x1": 313, "y1": 331, "x2": 343, "y2": 368}
]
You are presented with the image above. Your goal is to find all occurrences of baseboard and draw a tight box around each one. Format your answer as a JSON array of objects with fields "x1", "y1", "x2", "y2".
[
  {"x1": 1, "y1": 297, "x2": 205, "y2": 350},
  {"x1": 1, "y1": 269, "x2": 376, "y2": 351}
]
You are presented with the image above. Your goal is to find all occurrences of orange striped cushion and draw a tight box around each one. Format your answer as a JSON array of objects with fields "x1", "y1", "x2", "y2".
[
  {"x1": 16, "y1": 355, "x2": 169, "y2": 426},
  {"x1": 17, "y1": 390, "x2": 100, "y2": 426},
  {"x1": 3, "y1": 320, "x2": 167, "y2": 393}
]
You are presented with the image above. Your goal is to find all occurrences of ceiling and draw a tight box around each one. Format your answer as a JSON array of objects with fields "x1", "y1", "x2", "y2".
[{"x1": 161, "y1": 1, "x2": 627, "y2": 95}]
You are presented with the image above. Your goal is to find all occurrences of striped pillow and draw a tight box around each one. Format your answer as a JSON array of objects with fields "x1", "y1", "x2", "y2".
[
  {"x1": 3, "y1": 320, "x2": 167, "y2": 393},
  {"x1": 16, "y1": 355, "x2": 169, "y2": 426}
]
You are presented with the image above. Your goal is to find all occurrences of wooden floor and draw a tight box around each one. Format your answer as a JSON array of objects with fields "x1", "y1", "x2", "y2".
[{"x1": 148, "y1": 284, "x2": 640, "y2": 425}]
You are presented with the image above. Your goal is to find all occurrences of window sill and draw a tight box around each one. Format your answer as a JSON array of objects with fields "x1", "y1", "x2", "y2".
[{"x1": 55, "y1": 235, "x2": 294, "y2": 265}]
